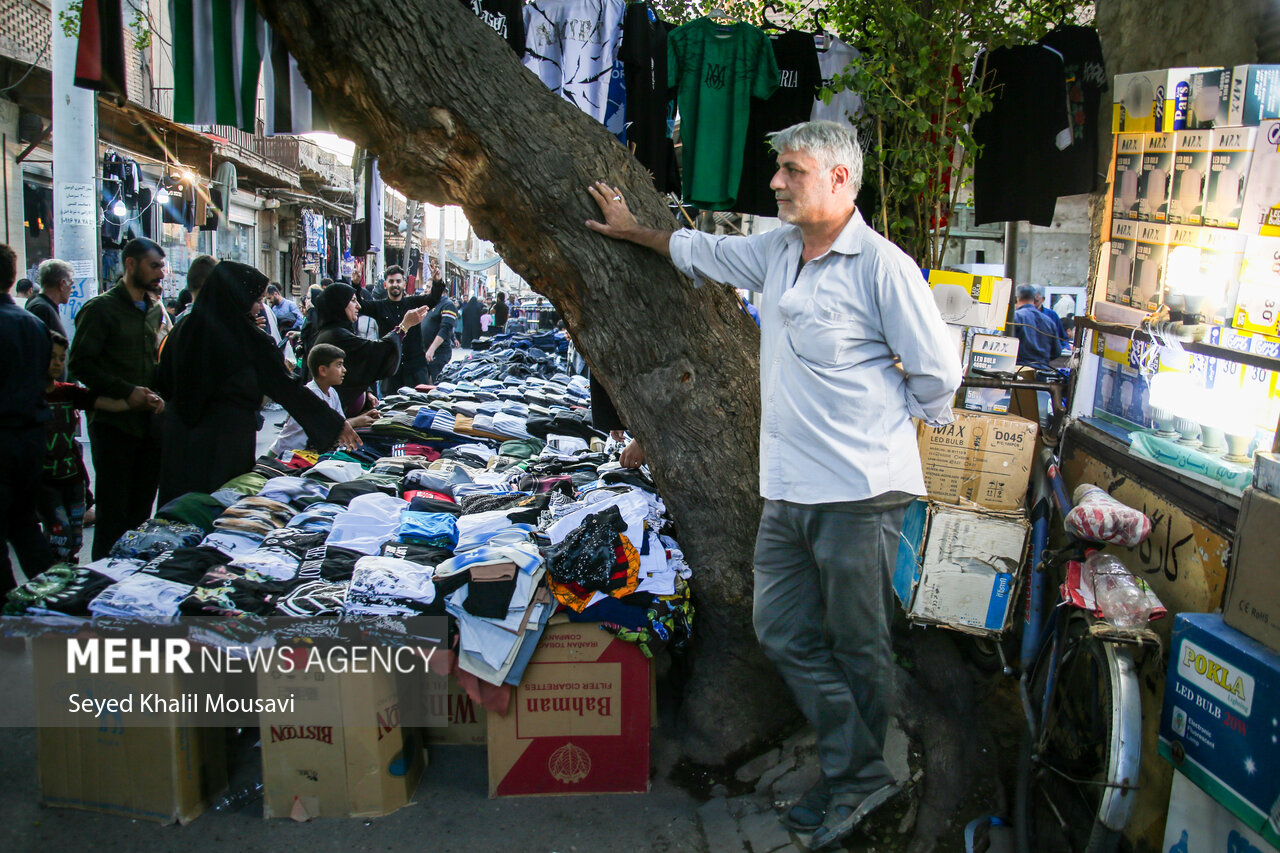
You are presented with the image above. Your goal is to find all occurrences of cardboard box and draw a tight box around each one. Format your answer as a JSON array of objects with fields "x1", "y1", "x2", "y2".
[
  {"x1": 422, "y1": 674, "x2": 487, "y2": 746},
  {"x1": 1113, "y1": 133, "x2": 1146, "y2": 219},
  {"x1": 1139, "y1": 132, "x2": 1177, "y2": 221},
  {"x1": 1200, "y1": 227, "x2": 1247, "y2": 319},
  {"x1": 1228, "y1": 64, "x2": 1280, "y2": 126},
  {"x1": 925, "y1": 270, "x2": 1011, "y2": 331},
  {"x1": 1205, "y1": 127, "x2": 1258, "y2": 229},
  {"x1": 1132, "y1": 222, "x2": 1169, "y2": 309},
  {"x1": 1170, "y1": 129, "x2": 1213, "y2": 224},
  {"x1": 1239, "y1": 119, "x2": 1280, "y2": 236},
  {"x1": 917, "y1": 408, "x2": 1038, "y2": 511},
  {"x1": 1158, "y1": 612, "x2": 1280, "y2": 849},
  {"x1": 32, "y1": 638, "x2": 227, "y2": 824},
  {"x1": 1161, "y1": 770, "x2": 1277, "y2": 853},
  {"x1": 1114, "y1": 68, "x2": 1219, "y2": 132},
  {"x1": 1254, "y1": 452, "x2": 1280, "y2": 498},
  {"x1": 963, "y1": 333, "x2": 1019, "y2": 414},
  {"x1": 893, "y1": 500, "x2": 1029, "y2": 637},
  {"x1": 1233, "y1": 236, "x2": 1280, "y2": 336},
  {"x1": 1223, "y1": 487, "x2": 1280, "y2": 652},
  {"x1": 1188, "y1": 68, "x2": 1234, "y2": 128},
  {"x1": 487, "y1": 621, "x2": 650, "y2": 797},
  {"x1": 1107, "y1": 219, "x2": 1139, "y2": 305},
  {"x1": 259, "y1": 664, "x2": 423, "y2": 819}
]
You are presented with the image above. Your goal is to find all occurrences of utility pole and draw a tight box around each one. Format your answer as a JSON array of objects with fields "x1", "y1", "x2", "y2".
[{"x1": 51, "y1": 0, "x2": 101, "y2": 326}]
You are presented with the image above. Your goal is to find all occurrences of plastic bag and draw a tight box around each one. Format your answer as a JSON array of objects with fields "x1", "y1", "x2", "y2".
[
  {"x1": 1064, "y1": 484, "x2": 1153, "y2": 546},
  {"x1": 1061, "y1": 552, "x2": 1166, "y2": 629}
]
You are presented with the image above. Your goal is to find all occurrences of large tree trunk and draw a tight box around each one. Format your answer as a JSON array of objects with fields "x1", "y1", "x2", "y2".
[{"x1": 255, "y1": 0, "x2": 796, "y2": 763}]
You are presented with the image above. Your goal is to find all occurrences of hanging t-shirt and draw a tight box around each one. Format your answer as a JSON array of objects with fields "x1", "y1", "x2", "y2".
[
  {"x1": 811, "y1": 36, "x2": 864, "y2": 124},
  {"x1": 668, "y1": 17, "x2": 780, "y2": 209},
  {"x1": 971, "y1": 45, "x2": 1071, "y2": 226},
  {"x1": 735, "y1": 29, "x2": 822, "y2": 217},
  {"x1": 459, "y1": 0, "x2": 526, "y2": 56},
  {"x1": 1038, "y1": 25, "x2": 1107, "y2": 197},
  {"x1": 523, "y1": 0, "x2": 627, "y2": 125},
  {"x1": 620, "y1": 1, "x2": 680, "y2": 192}
]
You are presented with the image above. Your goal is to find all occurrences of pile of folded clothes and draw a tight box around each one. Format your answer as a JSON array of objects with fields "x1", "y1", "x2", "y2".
[{"x1": 4, "y1": 339, "x2": 694, "y2": 713}]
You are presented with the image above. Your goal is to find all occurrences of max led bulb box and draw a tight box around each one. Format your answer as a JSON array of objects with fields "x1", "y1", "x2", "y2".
[
  {"x1": 1204, "y1": 127, "x2": 1257, "y2": 229},
  {"x1": 1227, "y1": 64, "x2": 1280, "y2": 126},
  {"x1": 1238, "y1": 119, "x2": 1280, "y2": 236},
  {"x1": 1132, "y1": 223, "x2": 1170, "y2": 310},
  {"x1": 1112, "y1": 133, "x2": 1145, "y2": 221},
  {"x1": 1138, "y1": 132, "x2": 1176, "y2": 222},
  {"x1": 1108, "y1": 219, "x2": 1138, "y2": 306},
  {"x1": 1169, "y1": 130, "x2": 1212, "y2": 225}
]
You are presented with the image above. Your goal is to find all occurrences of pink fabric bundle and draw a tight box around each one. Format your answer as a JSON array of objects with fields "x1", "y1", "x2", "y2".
[{"x1": 1064, "y1": 484, "x2": 1152, "y2": 546}]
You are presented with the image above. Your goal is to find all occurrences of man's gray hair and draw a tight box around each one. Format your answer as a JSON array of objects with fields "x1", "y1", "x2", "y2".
[
  {"x1": 37, "y1": 258, "x2": 74, "y2": 290},
  {"x1": 768, "y1": 120, "x2": 864, "y2": 193},
  {"x1": 1016, "y1": 284, "x2": 1038, "y2": 301}
]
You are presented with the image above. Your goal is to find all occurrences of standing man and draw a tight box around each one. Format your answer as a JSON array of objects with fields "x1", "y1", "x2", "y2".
[
  {"x1": 266, "y1": 284, "x2": 304, "y2": 332},
  {"x1": 492, "y1": 291, "x2": 509, "y2": 334},
  {"x1": 356, "y1": 265, "x2": 435, "y2": 392},
  {"x1": 27, "y1": 258, "x2": 73, "y2": 338},
  {"x1": 68, "y1": 237, "x2": 166, "y2": 560},
  {"x1": 422, "y1": 279, "x2": 458, "y2": 383},
  {"x1": 459, "y1": 288, "x2": 483, "y2": 348},
  {"x1": 1033, "y1": 285, "x2": 1069, "y2": 354},
  {"x1": 1013, "y1": 284, "x2": 1062, "y2": 367},
  {"x1": 14, "y1": 277, "x2": 35, "y2": 308},
  {"x1": 0, "y1": 244, "x2": 53, "y2": 590},
  {"x1": 586, "y1": 120, "x2": 961, "y2": 850}
]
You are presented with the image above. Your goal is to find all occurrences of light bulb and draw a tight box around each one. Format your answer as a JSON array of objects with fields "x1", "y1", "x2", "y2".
[
  {"x1": 155, "y1": 187, "x2": 170, "y2": 204},
  {"x1": 111, "y1": 199, "x2": 127, "y2": 217}
]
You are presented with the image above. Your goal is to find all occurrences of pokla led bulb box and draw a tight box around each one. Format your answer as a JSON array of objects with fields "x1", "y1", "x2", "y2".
[
  {"x1": 258, "y1": 659, "x2": 423, "y2": 819},
  {"x1": 892, "y1": 499, "x2": 1030, "y2": 638},
  {"x1": 1108, "y1": 219, "x2": 1139, "y2": 305},
  {"x1": 916, "y1": 408, "x2": 1038, "y2": 511},
  {"x1": 1223, "y1": 486, "x2": 1280, "y2": 653},
  {"x1": 1112, "y1": 133, "x2": 1146, "y2": 220},
  {"x1": 487, "y1": 620, "x2": 651, "y2": 797},
  {"x1": 1228, "y1": 64, "x2": 1280, "y2": 126},
  {"x1": 962, "y1": 334, "x2": 1019, "y2": 414},
  {"x1": 1113, "y1": 68, "x2": 1220, "y2": 132},
  {"x1": 1161, "y1": 770, "x2": 1277, "y2": 853},
  {"x1": 1138, "y1": 132, "x2": 1176, "y2": 222},
  {"x1": 1132, "y1": 222, "x2": 1170, "y2": 310},
  {"x1": 1233, "y1": 235, "x2": 1280, "y2": 336},
  {"x1": 1239, "y1": 120, "x2": 1280, "y2": 236},
  {"x1": 1158, "y1": 612, "x2": 1280, "y2": 849},
  {"x1": 1188, "y1": 68, "x2": 1235, "y2": 128},
  {"x1": 924, "y1": 270, "x2": 1011, "y2": 330},
  {"x1": 1170, "y1": 129, "x2": 1213, "y2": 225},
  {"x1": 31, "y1": 637, "x2": 228, "y2": 824},
  {"x1": 1205, "y1": 127, "x2": 1258, "y2": 229}
]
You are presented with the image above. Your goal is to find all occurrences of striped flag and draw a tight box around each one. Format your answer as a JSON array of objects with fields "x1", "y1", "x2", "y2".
[
  {"x1": 261, "y1": 25, "x2": 329, "y2": 135},
  {"x1": 73, "y1": 0, "x2": 127, "y2": 96},
  {"x1": 170, "y1": 0, "x2": 263, "y2": 130}
]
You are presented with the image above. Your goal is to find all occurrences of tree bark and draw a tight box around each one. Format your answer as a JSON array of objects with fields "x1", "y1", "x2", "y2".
[{"x1": 255, "y1": 0, "x2": 796, "y2": 763}]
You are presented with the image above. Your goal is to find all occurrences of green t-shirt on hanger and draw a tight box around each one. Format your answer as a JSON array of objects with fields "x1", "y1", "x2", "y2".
[{"x1": 669, "y1": 17, "x2": 780, "y2": 209}]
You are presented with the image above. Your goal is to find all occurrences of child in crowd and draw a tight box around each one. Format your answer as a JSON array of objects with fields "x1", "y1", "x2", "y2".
[
  {"x1": 40, "y1": 332, "x2": 131, "y2": 562},
  {"x1": 270, "y1": 343, "x2": 378, "y2": 455}
]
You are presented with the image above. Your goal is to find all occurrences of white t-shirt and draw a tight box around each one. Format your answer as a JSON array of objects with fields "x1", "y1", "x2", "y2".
[
  {"x1": 811, "y1": 36, "x2": 864, "y2": 125},
  {"x1": 523, "y1": 0, "x2": 625, "y2": 124},
  {"x1": 271, "y1": 381, "x2": 343, "y2": 455}
]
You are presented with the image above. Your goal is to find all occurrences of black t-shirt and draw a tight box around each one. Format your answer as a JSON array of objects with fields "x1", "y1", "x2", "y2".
[
  {"x1": 1038, "y1": 25, "x2": 1107, "y2": 197},
  {"x1": 621, "y1": 2, "x2": 680, "y2": 193},
  {"x1": 459, "y1": 0, "x2": 525, "y2": 56},
  {"x1": 972, "y1": 45, "x2": 1070, "y2": 226},
  {"x1": 358, "y1": 293, "x2": 432, "y2": 368},
  {"x1": 734, "y1": 29, "x2": 822, "y2": 217}
]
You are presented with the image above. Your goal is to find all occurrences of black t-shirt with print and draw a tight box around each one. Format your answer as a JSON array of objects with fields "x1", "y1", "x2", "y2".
[
  {"x1": 44, "y1": 382, "x2": 96, "y2": 482},
  {"x1": 458, "y1": 0, "x2": 526, "y2": 56},
  {"x1": 1038, "y1": 25, "x2": 1107, "y2": 196}
]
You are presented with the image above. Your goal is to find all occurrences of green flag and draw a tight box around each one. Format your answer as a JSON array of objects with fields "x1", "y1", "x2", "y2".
[{"x1": 171, "y1": 0, "x2": 263, "y2": 131}]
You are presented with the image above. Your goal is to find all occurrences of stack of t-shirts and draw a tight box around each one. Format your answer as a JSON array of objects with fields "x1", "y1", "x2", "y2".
[
  {"x1": 398, "y1": 510, "x2": 459, "y2": 550},
  {"x1": 269, "y1": 579, "x2": 350, "y2": 641},
  {"x1": 213, "y1": 496, "x2": 296, "y2": 537},
  {"x1": 90, "y1": 573, "x2": 192, "y2": 625},
  {"x1": 178, "y1": 563, "x2": 292, "y2": 626},
  {"x1": 256, "y1": 476, "x2": 332, "y2": 509},
  {"x1": 138, "y1": 545, "x2": 231, "y2": 584},
  {"x1": 4, "y1": 564, "x2": 118, "y2": 625},
  {"x1": 402, "y1": 465, "x2": 473, "y2": 497},
  {"x1": 370, "y1": 456, "x2": 434, "y2": 477},
  {"x1": 326, "y1": 477, "x2": 399, "y2": 505},
  {"x1": 228, "y1": 528, "x2": 325, "y2": 581},
  {"x1": 544, "y1": 503, "x2": 642, "y2": 612},
  {"x1": 455, "y1": 509, "x2": 538, "y2": 552},
  {"x1": 285, "y1": 501, "x2": 345, "y2": 533},
  {"x1": 326, "y1": 492, "x2": 406, "y2": 555},
  {"x1": 441, "y1": 543, "x2": 551, "y2": 686},
  {"x1": 200, "y1": 529, "x2": 263, "y2": 558},
  {"x1": 211, "y1": 472, "x2": 269, "y2": 505},
  {"x1": 381, "y1": 540, "x2": 455, "y2": 569},
  {"x1": 301, "y1": 459, "x2": 367, "y2": 484},
  {"x1": 344, "y1": 555, "x2": 440, "y2": 642},
  {"x1": 539, "y1": 433, "x2": 592, "y2": 461},
  {"x1": 109, "y1": 519, "x2": 206, "y2": 560},
  {"x1": 155, "y1": 492, "x2": 226, "y2": 533}
]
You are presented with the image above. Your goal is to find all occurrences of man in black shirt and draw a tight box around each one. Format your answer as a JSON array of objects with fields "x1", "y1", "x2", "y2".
[
  {"x1": 356, "y1": 265, "x2": 434, "y2": 393},
  {"x1": 27, "y1": 258, "x2": 72, "y2": 339},
  {"x1": 492, "y1": 291, "x2": 509, "y2": 333},
  {"x1": 421, "y1": 280, "x2": 458, "y2": 383},
  {"x1": 0, "y1": 243, "x2": 54, "y2": 588}
]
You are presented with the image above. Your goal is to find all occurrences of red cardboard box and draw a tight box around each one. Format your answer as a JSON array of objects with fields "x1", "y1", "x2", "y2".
[{"x1": 487, "y1": 621, "x2": 650, "y2": 796}]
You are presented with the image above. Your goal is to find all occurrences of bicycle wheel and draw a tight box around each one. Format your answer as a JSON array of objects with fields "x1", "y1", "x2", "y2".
[{"x1": 1015, "y1": 611, "x2": 1139, "y2": 853}]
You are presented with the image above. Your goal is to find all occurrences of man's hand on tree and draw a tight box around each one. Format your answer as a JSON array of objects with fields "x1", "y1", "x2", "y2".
[{"x1": 585, "y1": 181, "x2": 639, "y2": 237}]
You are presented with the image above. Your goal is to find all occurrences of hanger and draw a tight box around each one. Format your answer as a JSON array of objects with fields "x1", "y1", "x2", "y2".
[
  {"x1": 761, "y1": 3, "x2": 786, "y2": 32},
  {"x1": 705, "y1": 5, "x2": 738, "y2": 25}
]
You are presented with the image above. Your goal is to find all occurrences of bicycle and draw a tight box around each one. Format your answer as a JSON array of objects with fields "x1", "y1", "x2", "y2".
[{"x1": 956, "y1": 367, "x2": 1159, "y2": 853}]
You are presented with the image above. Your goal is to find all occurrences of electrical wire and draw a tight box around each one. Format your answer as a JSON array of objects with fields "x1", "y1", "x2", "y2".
[{"x1": 0, "y1": 34, "x2": 51, "y2": 93}]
